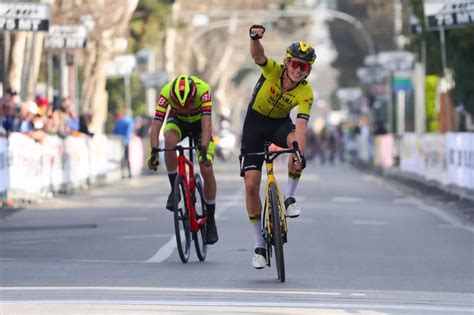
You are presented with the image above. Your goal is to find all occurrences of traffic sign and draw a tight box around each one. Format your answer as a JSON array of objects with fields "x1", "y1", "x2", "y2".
[
  {"x1": 0, "y1": 2, "x2": 50, "y2": 32},
  {"x1": 139, "y1": 72, "x2": 168, "y2": 88},
  {"x1": 425, "y1": 0, "x2": 474, "y2": 30},
  {"x1": 45, "y1": 25, "x2": 88, "y2": 49}
]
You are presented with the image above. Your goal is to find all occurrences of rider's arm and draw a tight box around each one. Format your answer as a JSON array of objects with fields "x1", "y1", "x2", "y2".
[
  {"x1": 200, "y1": 115, "x2": 212, "y2": 149},
  {"x1": 250, "y1": 36, "x2": 267, "y2": 66},
  {"x1": 149, "y1": 120, "x2": 163, "y2": 149},
  {"x1": 295, "y1": 118, "x2": 308, "y2": 154},
  {"x1": 150, "y1": 89, "x2": 170, "y2": 149}
]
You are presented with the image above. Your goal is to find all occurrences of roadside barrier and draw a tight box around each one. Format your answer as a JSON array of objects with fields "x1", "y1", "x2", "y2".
[
  {"x1": 356, "y1": 132, "x2": 474, "y2": 191},
  {"x1": 0, "y1": 132, "x2": 145, "y2": 206}
]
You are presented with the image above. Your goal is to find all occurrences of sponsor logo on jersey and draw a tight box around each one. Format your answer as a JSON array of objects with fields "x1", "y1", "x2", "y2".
[
  {"x1": 201, "y1": 91, "x2": 211, "y2": 103},
  {"x1": 270, "y1": 86, "x2": 276, "y2": 95},
  {"x1": 157, "y1": 95, "x2": 168, "y2": 107}
]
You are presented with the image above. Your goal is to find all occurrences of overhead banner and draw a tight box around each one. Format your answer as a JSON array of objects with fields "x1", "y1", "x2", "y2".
[
  {"x1": 0, "y1": 3, "x2": 50, "y2": 32},
  {"x1": 424, "y1": 0, "x2": 474, "y2": 30},
  {"x1": 45, "y1": 25, "x2": 88, "y2": 49}
]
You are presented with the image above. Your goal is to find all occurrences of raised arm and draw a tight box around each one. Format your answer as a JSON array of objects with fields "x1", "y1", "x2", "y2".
[{"x1": 249, "y1": 25, "x2": 267, "y2": 65}]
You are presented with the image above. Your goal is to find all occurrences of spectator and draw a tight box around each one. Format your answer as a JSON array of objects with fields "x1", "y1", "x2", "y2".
[
  {"x1": 0, "y1": 87, "x2": 19, "y2": 135},
  {"x1": 113, "y1": 108, "x2": 134, "y2": 178},
  {"x1": 14, "y1": 101, "x2": 36, "y2": 133},
  {"x1": 79, "y1": 110, "x2": 94, "y2": 137}
]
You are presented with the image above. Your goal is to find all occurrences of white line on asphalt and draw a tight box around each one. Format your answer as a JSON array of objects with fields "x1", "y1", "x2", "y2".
[
  {"x1": 120, "y1": 234, "x2": 172, "y2": 239},
  {"x1": 0, "y1": 286, "x2": 341, "y2": 296},
  {"x1": 411, "y1": 198, "x2": 474, "y2": 234},
  {"x1": 332, "y1": 197, "x2": 362, "y2": 203},
  {"x1": 11, "y1": 239, "x2": 67, "y2": 245},
  {"x1": 145, "y1": 187, "x2": 245, "y2": 263},
  {"x1": 108, "y1": 217, "x2": 148, "y2": 222},
  {"x1": 1, "y1": 298, "x2": 472, "y2": 313},
  {"x1": 352, "y1": 220, "x2": 388, "y2": 226}
]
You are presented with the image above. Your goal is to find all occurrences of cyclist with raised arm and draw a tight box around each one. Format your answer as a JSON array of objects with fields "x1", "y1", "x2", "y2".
[
  {"x1": 148, "y1": 74, "x2": 218, "y2": 245},
  {"x1": 241, "y1": 25, "x2": 316, "y2": 269}
]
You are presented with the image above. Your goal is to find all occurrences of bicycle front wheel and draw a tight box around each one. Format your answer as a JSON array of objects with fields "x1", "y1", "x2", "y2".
[
  {"x1": 173, "y1": 174, "x2": 191, "y2": 263},
  {"x1": 193, "y1": 174, "x2": 207, "y2": 261},
  {"x1": 269, "y1": 182, "x2": 285, "y2": 282}
]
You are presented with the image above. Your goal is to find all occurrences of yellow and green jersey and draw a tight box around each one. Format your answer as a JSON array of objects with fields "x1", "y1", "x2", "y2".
[
  {"x1": 154, "y1": 76, "x2": 212, "y2": 123},
  {"x1": 249, "y1": 58, "x2": 313, "y2": 120}
]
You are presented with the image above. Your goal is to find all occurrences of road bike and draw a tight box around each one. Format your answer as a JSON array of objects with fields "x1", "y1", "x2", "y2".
[
  {"x1": 240, "y1": 141, "x2": 302, "y2": 282},
  {"x1": 158, "y1": 136, "x2": 207, "y2": 263}
]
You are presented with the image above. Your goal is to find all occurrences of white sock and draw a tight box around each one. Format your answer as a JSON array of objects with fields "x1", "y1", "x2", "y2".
[
  {"x1": 251, "y1": 221, "x2": 265, "y2": 248},
  {"x1": 286, "y1": 177, "x2": 299, "y2": 198}
]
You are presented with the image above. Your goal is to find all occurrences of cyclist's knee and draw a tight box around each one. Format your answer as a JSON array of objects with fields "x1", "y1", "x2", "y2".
[
  {"x1": 164, "y1": 131, "x2": 179, "y2": 147},
  {"x1": 244, "y1": 180, "x2": 260, "y2": 197}
]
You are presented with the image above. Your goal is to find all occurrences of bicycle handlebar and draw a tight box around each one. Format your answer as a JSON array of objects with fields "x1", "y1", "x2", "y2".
[
  {"x1": 241, "y1": 141, "x2": 301, "y2": 162},
  {"x1": 157, "y1": 145, "x2": 208, "y2": 163}
]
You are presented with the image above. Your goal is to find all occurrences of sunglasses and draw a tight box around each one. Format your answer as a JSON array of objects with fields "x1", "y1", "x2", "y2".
[{"x1": 288, "y1": 59, "x2": 311, "y2": 73}]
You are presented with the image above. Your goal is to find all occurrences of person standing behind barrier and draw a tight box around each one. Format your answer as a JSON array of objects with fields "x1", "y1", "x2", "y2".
[
  {"x1": 0, "y1": 88, "x2": 19, "y2": 136},
  {"x1": 113, "y1": 109, "x2": 134, "y2": 178}
]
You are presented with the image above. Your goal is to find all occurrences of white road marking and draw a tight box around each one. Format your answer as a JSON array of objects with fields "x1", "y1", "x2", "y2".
[
  {"x1": 11, "y1": 239, "x2": 67, "y2": 245},
  {"x1": 108, "y1": 217, "x2": 148, "y2": 222},
  {"x1": 0, "y1": 286, "x2": 341, "y2": 296},
  {"x1": 145, "y1": 187, "x2": 244, "y2": 263},
  {"x1": 1, "y1": 298, "x2": 472, "y2": 313},
  {"x1": 411, "y1": 198, "x2": 474, "y2": 234},
  {"x1": 332, "y1": 197, "x2": 361, "y2": 203},
  {"x1": 352, "y1": 220, "x2": 388, "y2": 226},
  {"x1": 120, "y1": 234, "x2": 171, "y2": 239}
]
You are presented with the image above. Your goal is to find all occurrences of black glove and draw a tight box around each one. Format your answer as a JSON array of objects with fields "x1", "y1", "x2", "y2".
[
  {"x1": 249, "y1": 25, "x2": 265, "y2": 40},
  {"x1": 147, "y1": 148, "x2": 159, "y2": 171},
  {"x1": 293, "y1": 154, "x2": 306, "y2": 170},
  {"x1": 300, "y1": 155, "x2": 306, "y2": 170},
  {"x1": 197, "y1": 145, "x2": 208, "y2": 163}
]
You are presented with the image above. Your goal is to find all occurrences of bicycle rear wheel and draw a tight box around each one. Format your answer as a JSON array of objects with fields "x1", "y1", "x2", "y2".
[
  {"x1": 173, "y1": 174, "x2": 191, "y2": 263},
  {"x1": 269, "y1": 182, "x2": 285, "y2": 282},
  {"x1": 193, "y1": 174, "x2": 207, "y2": 261}
]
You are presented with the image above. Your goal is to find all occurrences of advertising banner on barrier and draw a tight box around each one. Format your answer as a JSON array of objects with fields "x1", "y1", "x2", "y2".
[
  {"x1": 374, "y1": 134, "x2": 394, "y2": 168},
  {"x1": 129, "y1": 135, "x2": 144, "y2": 177},
  {"x1": 41, "y1": 136, "x2": 64, "y2": 192},
  {"x1": 63, "y1": 136, "x2": 90, "y2": 187},
  {"x1": 0, "y1": 137, "x2": 9, "y2": 194},
  {"x1": 400, "y1": 133, "x2": 425, "y2": 176},
  {"x1": 106, "y1": 136, "x2": 125, "y2": 180},
  {"x1": 8, "y1": 133, "x2": 43, "y2": 197},
  {"x1": 446, "y1": 132, "x2": 474, "y2": 189},
  {"x1": 87, "y1": 134, "x2": 108, "y2": 182},
  {"x1": 423, "y1": 133, "x2": 448, "y2": 185}
]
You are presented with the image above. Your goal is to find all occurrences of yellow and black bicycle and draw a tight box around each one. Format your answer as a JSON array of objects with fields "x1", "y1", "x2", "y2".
[{"x1": 241, "y1": 141, "x2": 302, "y2": 282}]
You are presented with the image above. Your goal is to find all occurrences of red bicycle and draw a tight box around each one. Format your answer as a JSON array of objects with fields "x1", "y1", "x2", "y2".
[{"x1": 158, "y1": 137, "x2": 208, "y2": 263}]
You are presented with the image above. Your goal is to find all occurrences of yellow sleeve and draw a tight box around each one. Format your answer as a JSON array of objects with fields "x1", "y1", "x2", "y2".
[{"x1": 259, "y1": 58, "x2": 282, "y2": 79}]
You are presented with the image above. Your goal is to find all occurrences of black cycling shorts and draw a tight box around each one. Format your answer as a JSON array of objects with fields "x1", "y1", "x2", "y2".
[
  {"x1": 164, "y1": 116, "x2": 203, "y2": 144},
  {"x1": 240, "y1": 108, "x2": 295, "y2": 174}
]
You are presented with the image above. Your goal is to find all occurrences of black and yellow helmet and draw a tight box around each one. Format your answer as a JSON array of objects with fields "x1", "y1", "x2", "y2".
[
  {"x1": 170, "y1": 74, "x2": 197, "y2": 110},
  {"x1": 285, "y1": 41, "x2": 316, "y2": 65}
]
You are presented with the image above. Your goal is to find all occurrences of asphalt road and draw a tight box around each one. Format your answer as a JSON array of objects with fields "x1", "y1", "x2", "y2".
[{"x1": 1, "y1": 159, "x2": 473, "y2": 314}]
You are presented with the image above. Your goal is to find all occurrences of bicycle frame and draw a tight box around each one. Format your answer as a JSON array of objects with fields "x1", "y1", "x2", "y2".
[
  {"x1": 165, "y1": 142, "x2": 207, "y2": 234},
  {"x1": 263, "y1": 156, "x2": 288, "y2": 238}
]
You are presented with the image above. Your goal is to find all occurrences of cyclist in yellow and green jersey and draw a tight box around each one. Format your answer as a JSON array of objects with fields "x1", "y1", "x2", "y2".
[
  {"x1": 147, "y1": 74, "x2": 218, "y2": 245},
  {"x1": 241, "y1": 25, "x2": 316, "y2": 269}
]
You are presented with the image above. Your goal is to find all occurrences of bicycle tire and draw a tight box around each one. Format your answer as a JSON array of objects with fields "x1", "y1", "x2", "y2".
[
  {"x1": 173, "y1": 174, "x2": 191, "y2": 263},
  {"x1": 193, "y1": 174, "x2": 207, "y2": 261},
  {"x1": 270, "y1": 182, "x2": 285, "y2": 282}
]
